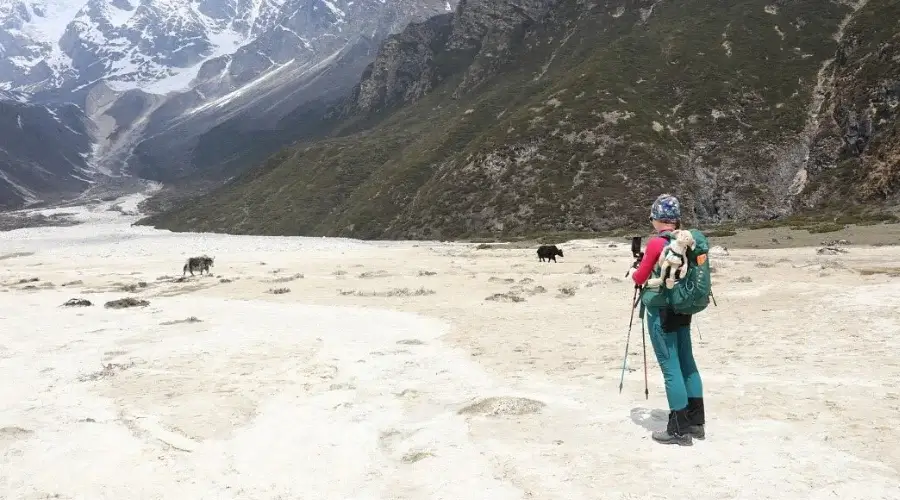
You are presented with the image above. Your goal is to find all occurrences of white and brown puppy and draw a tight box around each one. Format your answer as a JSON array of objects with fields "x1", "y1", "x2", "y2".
[{"x1": 647, "y1": 230, "x2": 696, "y2": 289}]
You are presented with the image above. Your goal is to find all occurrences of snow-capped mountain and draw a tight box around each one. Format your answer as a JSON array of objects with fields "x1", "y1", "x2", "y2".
[
  {"x1": 0, "y1": 0, "x2": 455, "y2": 206},
  {"x1": 1, "y1": 0, "x2": 452, "y2": 97}
]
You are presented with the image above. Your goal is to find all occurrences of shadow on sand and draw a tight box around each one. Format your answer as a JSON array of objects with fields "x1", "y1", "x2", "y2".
[{"x1": 630, "y1": 407, "x2": 670, "y2": 432}]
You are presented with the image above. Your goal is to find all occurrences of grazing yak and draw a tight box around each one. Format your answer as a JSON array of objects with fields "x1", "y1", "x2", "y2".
[
  {"x1": 537, "y1": 244, "x2": 564, "y2": 263},
  {"x1": 183, "y1": 255, "x2": 214, "y2": 276}
]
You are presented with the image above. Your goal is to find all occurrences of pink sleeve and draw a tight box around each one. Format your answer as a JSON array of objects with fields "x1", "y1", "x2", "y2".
[{"x1": 631, "y1": 236, "x2": 666, "y2": 285}]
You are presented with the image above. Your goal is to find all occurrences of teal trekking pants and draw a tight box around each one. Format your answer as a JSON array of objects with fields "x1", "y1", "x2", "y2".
[{"x1": 644, "y1": 306, "x2": 703, "y2": 411}]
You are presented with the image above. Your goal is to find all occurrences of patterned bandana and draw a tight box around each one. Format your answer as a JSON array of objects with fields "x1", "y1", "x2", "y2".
[{"x1": 650, "y1": 193, "x2": 681, "y2": 221}]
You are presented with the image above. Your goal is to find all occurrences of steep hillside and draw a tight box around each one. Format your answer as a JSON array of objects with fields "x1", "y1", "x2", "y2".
[
  {"x1": 793, "y1": 0, "x2": 900, "y2": 210},
  {"x1": 125, "y1": 36, "x2": 379, "y2": 183},
  {"x1": 0, "y1": 92, "x2": 94, "y2": 209},
  {"x1": 143, "y1": 0, "x2": 899, "y2": 240}
]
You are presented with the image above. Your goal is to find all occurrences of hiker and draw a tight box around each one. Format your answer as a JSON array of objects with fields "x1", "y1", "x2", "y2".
[{"x1": 631, "y1": 193, "x2": 705, "y2": 446}]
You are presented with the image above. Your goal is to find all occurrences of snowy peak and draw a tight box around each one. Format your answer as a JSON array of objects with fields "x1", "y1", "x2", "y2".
[{"x1": 0, "y1": 0, "x2": 454, "y2": 97}]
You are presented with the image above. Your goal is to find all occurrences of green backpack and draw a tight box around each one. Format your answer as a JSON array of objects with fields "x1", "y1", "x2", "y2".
[{"x1": 641, "y1": 228, "x2": 714, "y2": 315}]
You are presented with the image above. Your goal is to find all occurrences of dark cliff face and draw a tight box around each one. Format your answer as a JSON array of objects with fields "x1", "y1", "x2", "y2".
[
  {"x1": 143, "y1": 0, "x2": 900, "y2": 240},
  {"x1": 795, "y1": 3, "x2": 900, "y2": 210},
  {"x1": 0, "y1": 97, "x2": 94, "y2": 209},
  {"x1": 343, "y1": 0, "x2": 559, "y2": 116},
  {"x1": 343, "y1": 13, "x2": 455, "y2": 116}
]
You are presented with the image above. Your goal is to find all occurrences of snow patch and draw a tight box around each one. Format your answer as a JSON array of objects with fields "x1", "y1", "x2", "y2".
[
  {"x1": 184, "y1": 59, "x2": 298, "y2": 116},
  {"x1": 105, "y1": 1, "x2": 135, "y2": 27},
  {"x1": 0, "y1": 169, "x2": 39, "y2": 204},
  {"x1": 775, "y1": 25, "x2": 786, "y2": 40},
  {"x1": 14, "y1": 0, "x2": 87, "y2": 44},
  {"x1": 322, "y1": 0, "x2": 346, "y2": 18}
]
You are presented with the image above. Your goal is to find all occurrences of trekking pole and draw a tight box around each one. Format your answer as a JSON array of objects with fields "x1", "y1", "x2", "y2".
[
  {"x1": 640, "y1": 304, "x2": 649, "y2": 400},
  {"x1": 618, "y1": 285, "x2": 640, "y2": 394},
  {"x1": 619, "y1": 236, "x2": 645, "y2": 395}
]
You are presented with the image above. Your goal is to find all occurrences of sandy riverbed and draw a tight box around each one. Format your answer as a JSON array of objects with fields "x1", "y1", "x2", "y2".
[{"x1": 1, "y1": 195, "x2": 898, "y2": 499}]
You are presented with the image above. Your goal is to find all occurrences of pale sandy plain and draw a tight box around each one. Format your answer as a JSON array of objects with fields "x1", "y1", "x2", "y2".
[{"x1": 1, "y1": 192, "x2": 899, "y2": 500}]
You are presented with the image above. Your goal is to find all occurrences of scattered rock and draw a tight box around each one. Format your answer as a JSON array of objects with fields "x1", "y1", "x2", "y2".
[
  {"x1": 458, "y1": 396, "x2": 546, "y2": 416},
  {"x1": 856, "y1": 267, "x2": 900, "y2": 277},
  {"x1": 62, "y1": 280, "x2": 84, "y2": 287},
  {"x1": 17, "y1": 277, "x2": 39, "y2": 284},
  {"x1": 817, "y1": 246, "x2": 849, "y2": 255},
  {"x1": 519, "y1": 277, "x2": 534, "y2": 284},
  {"x1": 558, "y1": 285, "x2": 577, "y2": 297},
  {"x1": 488, "y1": 277, "x2": 516, "y2": 283},
  {"x1": 736, "y1": 276, "x2": 753, "y2": 283},
  {"x1": 0, "y1": 252, "x2": 35, "y2": 260},
  {"x1": 104, "y1": 297, "x2": 150, "y2": 309},
  {"x1": 821, "y1": 239, "x2": 851, "y2": 246},
  {"x1": 160, "y1": 316, "x2": 202, "y2": 325},
  {"x1": 267, "y1": 287, "x2": 291, "y2": 295},
  {"x1": 219, "y1": 278, "x2": 233, "y2": 283},
  {"x1": 359, "y1": 270, "x2": 389, "y2": 279},
  {"x1": 340, "y1": 287, "x2": 435, "y2": 297},
  {"x1": 417, "y1": 270, "x2": 437, "y2": 276},
  {"x1": 577, "y1": 264, "x2": 599, "y2": 274},
  {"x1": 485, "y1": 292, "x2": 525, "y2": 303},
  {"x1": 78, "y1": 361, "x2": 135, "y2": 381},
  {"x1": 397, "y1": 339, "x2": 425, "y2": 345},
  {"x1": 267, "y1": 273, "x2": 304, "y2": 283},
  {"x1": 401, "y1": 451, "x2": 434, "y2": 463},
  {"x1": 121, "y1": 282, "x2": 148, "y2": 292},
  {"x1": 63, "y1": 298, "x2": 92, "y2": 307},
  {"x1": 0, "y1": 426, "x2": 34, "y2": 439}
]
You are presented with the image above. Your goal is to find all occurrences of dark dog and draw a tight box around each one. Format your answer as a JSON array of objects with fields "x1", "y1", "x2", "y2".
[
  {"x1": 537, "y1": 245, "x2": 564, "y2": 263},
  {"x1": 183, "y1": 255, "x2": 214, "y2": 276}
]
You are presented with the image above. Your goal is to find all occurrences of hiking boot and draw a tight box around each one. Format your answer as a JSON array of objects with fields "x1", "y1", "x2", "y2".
[
  {"x1": 685, "y1": 397, "x2": 705, "y2": 440},
  {"x1": 651, "y1": 408, "x2": 693, "y2": 446}
]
